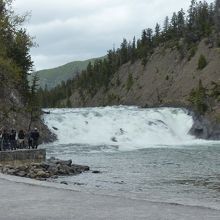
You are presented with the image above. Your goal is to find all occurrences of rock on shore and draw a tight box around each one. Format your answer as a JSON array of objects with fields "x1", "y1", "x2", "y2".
[{"x1": 0, "y1": 157, "x2": 89, "y2": 181}]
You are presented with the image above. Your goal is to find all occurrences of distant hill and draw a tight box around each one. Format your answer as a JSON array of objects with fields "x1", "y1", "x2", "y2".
[{"x1": 36, "y1": 56, "x2": 105, "y2": 89}]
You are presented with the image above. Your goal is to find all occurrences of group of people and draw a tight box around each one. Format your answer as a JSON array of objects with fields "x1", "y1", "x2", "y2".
[{"x1": 0, "y1": 128, "x2": 40, "y2": 151}]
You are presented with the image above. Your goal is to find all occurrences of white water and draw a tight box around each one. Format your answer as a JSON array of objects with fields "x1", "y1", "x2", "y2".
[
  {"x1": 42, "y1": 106, "x2": 220, "y2": 210},
  {"x1": 42, "y1": 106, "x2": 211, "y2": 151}
]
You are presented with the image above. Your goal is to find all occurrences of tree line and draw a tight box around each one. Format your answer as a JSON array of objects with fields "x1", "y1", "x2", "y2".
[
  {"x1": 0, "y1": 0, "x2": 39, "y2": 126},
  {"x1": 39, "y1": 0, "x2": 220, "y2": 108}
]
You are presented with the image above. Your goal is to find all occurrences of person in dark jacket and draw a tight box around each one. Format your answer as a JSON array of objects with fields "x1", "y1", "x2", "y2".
[
  {"x1": 2, "y1": 129, "x2": 10, "y2": 151},
  {"x1": 9, "y1": 129, "x2": 17, "y2": 150},
  {"x1": 0, "y1": 129, "x2": 2, "y2": 151},
  {"x1": 27, "y1": 131, "x2": 33, "y2": 149},
  {"x1": 18, "y1": 130, "x2": 25, "y2": 149},
  {"x1": 31, "y1": 128, "x2": 40, "y2": 149}
]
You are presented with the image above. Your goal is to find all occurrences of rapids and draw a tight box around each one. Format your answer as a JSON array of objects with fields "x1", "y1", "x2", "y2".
[{"x1": 43, "y1": 106, "x2": 203, "y2": 150}]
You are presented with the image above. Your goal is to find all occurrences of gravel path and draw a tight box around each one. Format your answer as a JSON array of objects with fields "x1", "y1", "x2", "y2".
[{"x1": 0, "y1": 174, "x2": 220, "y2": 220}]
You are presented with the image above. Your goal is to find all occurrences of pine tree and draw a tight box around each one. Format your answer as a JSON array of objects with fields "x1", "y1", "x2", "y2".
[
  {"x1": 171, "y1": 12, "x2": 178, "y2": 35},
  {"x1": 177, "y1": 9, "x2": 185, "y2": 37},
  {"x1": 27, "y1": 73, "x2": 40, "y2": 130},
  {"x1": 215, "y1": 0, "x2": 220, "y2": 32},
  {"x1": 120, "y1": 38, "x2": 128, "y2": 65},
  {"x1": 188, "y1": 0, "x2": 197, "y2": 30},
  {"x1": 154, "y1": 23, "x2": 161, "y2": 46},
  {"x1": 163, "y1": 16, "x2": 170, "y2": 33},
  {"x1": 131, "y1": 36, "x2": 136, "y2": 63}
]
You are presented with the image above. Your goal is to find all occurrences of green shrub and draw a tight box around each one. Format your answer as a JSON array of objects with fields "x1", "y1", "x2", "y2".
[
  {"x1": 126, "y1": 73, "x2": 134, "y2": 91},
  {"x1": 198, "y1": 54, "x2": 207, "y2": 70},
  {"x1": 217, "y1": 38, "x2": 220, "y2": 48},
  {"x1": 188, "y1": 80, "x2": 208, "y2": 114},
  {"x1": 188, "y1": 46, "x2": 197, "y2": 61}
]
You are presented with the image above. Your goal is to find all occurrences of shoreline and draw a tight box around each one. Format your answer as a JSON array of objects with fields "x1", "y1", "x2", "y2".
[{"x1": 0, "y1": 173, "x2": 220, "y2": 220}]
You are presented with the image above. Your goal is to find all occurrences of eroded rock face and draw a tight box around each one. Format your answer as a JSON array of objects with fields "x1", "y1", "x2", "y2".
[
  {"x1": 189, "y1": 112, "x2": 220, "y2": 140},
  {"x1": 0, "y1": 157, "x2": 90, "y2": 181}
]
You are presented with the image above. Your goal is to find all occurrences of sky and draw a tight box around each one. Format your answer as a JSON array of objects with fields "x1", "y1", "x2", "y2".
[{"x1": 13, "y1": 0, "x2": 214, "y2": 71}]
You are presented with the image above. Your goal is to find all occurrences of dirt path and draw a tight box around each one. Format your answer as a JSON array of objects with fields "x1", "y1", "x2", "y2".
[{"x1": 0, "y1": 174, "x2": 219, "y2": 220}]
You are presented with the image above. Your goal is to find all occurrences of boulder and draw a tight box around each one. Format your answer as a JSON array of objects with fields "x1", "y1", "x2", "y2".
[
  {"x1": 57, "y1": 164, "x2": 71, "y2": 175},
  {"x1": 56, "y1": 160, "x2": 72, "y2": 167},
  {"x1": 60, "y1": 181, "x2": 68, "y2": 185},
  {"x1": 47, "y1": 164, "x2": 58, "y2": 175},
  {"x1": 92, "y1": 170, "x2": 101, "y2": 174},
  {"x1": 16, "y1": 171, "x2": 27, "y2": 177},
  {"x1": 6, "y1": 169, "x2": 17, "y2": 175},
  {"x1": 72, "y1": 164, "x2": 90, "y2": 172},
  {"x1": 36, "y1": 170, "x2": 50, "y2": 178},
  {"x1": 27, "y1": 171, "x2": 37, "y2": 179},
  {"x1": 40, "y1": 162, "x2": 50, "y2": 169},
  {"x1": 15, "y1": 165, "x2": 28, "y2": 172}
]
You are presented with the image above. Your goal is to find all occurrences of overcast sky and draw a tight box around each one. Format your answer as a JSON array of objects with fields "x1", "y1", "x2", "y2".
[{"x1": 13, "y1": 0, "x2": 214, "y2": 71}]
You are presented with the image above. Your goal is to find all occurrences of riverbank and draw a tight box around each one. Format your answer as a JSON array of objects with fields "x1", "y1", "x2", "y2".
[
  {"x1": 0, "y1": 155, "x2": 89, "y2": 180},
  {"x1": 0, "y1": 174, "x2": 220, "y2": 220}
]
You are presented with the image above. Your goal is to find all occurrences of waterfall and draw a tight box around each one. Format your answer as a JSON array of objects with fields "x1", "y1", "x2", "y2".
[{"x1": 42, "y1": 106, "x2": 207, "y2": 150}]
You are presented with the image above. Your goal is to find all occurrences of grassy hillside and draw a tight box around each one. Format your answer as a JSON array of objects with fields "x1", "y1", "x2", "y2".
[{"x1": 36, "y1": 57, "x2": 105, "y2": 89}]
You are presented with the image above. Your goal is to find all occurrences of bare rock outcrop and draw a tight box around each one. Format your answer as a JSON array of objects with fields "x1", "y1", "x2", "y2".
[{"x1": 0, "y1": 157, "x2": 90, "y2": 181}]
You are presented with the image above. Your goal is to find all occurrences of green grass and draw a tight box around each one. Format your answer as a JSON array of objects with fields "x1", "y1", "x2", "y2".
[{"x1": 34, "y1": 56, "x2": 105, "y2": 89}]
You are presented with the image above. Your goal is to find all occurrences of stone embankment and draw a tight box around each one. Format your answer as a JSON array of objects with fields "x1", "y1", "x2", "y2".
[
  {"x1": 0, "y1": 157, "x2": 90, "y2": 181},
  {"x1": 0, "y1": 149, "x2": 46, "y2": 166}
]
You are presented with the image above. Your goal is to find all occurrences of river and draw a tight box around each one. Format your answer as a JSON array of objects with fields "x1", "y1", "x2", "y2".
[{"x1": 42, "y1": 106, "x2": 220, "y2": 210}]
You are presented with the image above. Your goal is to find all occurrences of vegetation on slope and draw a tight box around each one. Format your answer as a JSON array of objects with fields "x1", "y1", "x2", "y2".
[
  {"x1": 0, "y1": 0, "x2": 39, "y2": 129},
  {"x1": 39, "y1": 0, "x2": 220, "y2": 112},
  {"x1": 35, "y1": 56, "x2": 105, "y2": 89}
]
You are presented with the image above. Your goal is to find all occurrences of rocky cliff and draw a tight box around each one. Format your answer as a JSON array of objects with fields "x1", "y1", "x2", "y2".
[{"x1": 0, "y1": 70, "x2": 54, "y2": 143}]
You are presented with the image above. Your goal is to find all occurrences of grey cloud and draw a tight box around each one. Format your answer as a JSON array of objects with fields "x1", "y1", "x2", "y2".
[{"x1": 14, "y1": 0, "x2": 214, "y2": 70}]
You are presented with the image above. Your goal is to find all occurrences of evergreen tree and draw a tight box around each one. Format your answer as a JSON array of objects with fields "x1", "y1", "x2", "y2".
[
  {"x1": 119, "y1": 38, "x2": 128, "y2": 65},
  {"x1": 28, "y1": 73, "x2": 40, "y2": 130},
  {"x1": 171, "y1": 12, "x2": 178, "y2": 35},
  {"x1": 154, "y1": 23, "x2": 161, "y2": 46},
  {"x1": 163, "y1": 16, "x2": 170, "y2": 33},
  {"x1": 188, "y1": 0, "x2": 197, "y2": 30},
  {"x1": 177, "y1": 9, "x2": 185, "y2": 37},
  {"x1": 131, "y1": 36, "x2": 137, "y2": 63},
  {"x1": 215, "y1": 0, "x2": 220, "y2": 32},
  {"x1": 189, "y1": 80, "x2": 208, "y2": 114},
  {"x1": 0, "y1": 0, "x2": 34, "y2": 103}
]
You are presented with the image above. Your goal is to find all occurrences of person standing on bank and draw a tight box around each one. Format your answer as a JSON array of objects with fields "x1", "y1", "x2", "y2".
[
  {"x1": 2, "y1": 129, "x2": 10, "y2": 151},
  {"x1": 0, "y1": 129, "x2": 2, "y2": 151},
  {"x1": 31, "y1": 128, "x2": 40, "y2": 149},
  {"x1": 18, "y1": 130, "x2": 25, "y2": 149},
  {"x1": 9, "y1": 129, "x2": 17, "y2": 150},
  {"x1": 27, "y1": 130, "x2": 33, "y2": 149}
]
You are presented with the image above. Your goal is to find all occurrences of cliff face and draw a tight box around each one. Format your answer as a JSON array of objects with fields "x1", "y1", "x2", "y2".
[
  {"x1": 0, "y1": 71, "x2": 54, "y2": 143},
  {"x1": 70, "y1": 39, "x2": 220, "y2": 108},
  {"x1": 68, "y1": 39, "x2": 220, "y2": 139}
]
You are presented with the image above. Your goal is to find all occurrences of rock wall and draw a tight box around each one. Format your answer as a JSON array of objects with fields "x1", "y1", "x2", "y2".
[{"x1": 0, "y1": 149, "x2": 46, "y2": 166}]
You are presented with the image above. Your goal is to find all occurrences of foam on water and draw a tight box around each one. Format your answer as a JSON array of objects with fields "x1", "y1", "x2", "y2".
[{"x1": 42, "y1": 106, "x2": 215, "y2": 151}]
